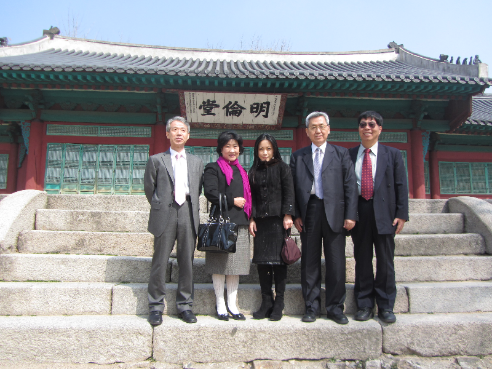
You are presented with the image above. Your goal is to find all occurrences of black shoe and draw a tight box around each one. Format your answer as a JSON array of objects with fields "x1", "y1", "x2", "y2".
[
  {"x1": 253, "y1": 295, "x2": 274, "y2": 319},
  {"x1": 269, "y1": 297, "x2": 284, "y2": 321},
  {"x1": 230, "y1": 313, "x2": 246, "y2": 320},
  {"x1": 302, "y1": 309, "x2": 317, "y2": 323},
  {"x1": 378, "y1": 309, "x2": 396, "y2": 323},
  {"x1": 354, "y1": 307, "x2": 374, "y2": 321},
  {"x1": 327, "y1": 311, "x2": 349, "y2": 325},
  {"x1": 178, "y1": 310, "x2": 197, "y2": 323},
  {"x1": 148, "y1": 311, "x2": 163, "y2": 326},
  {"x1": 216, "y1": 313, "x2": 229, "y2": 321}
]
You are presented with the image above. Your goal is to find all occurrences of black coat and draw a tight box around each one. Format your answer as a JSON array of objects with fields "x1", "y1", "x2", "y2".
[
  {"x1": 249, "y1": 160, "x2": 295, "y2": 219},
  {"x1": 203, "y1": 162, "x2": 249, "y2": 226},
  {"x1": 349, "y1": 144, "x2": 409, "y2": 234},
  {"x1": 290, "y1": 143, "x2": 358, "y2": 233}
]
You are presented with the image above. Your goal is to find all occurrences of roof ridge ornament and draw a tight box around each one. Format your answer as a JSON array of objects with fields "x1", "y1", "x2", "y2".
[
  {"x1": 43, "y1": 26, "x2": 60, "y2": 40},
  {"x1": 387, "y1": 41, "x2": 404, "y2": 51}
]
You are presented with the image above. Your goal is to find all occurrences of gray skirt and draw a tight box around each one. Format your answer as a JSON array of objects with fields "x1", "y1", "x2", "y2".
[{"x1": 204, "y1": 226, "x2": 250, "y2": 275}]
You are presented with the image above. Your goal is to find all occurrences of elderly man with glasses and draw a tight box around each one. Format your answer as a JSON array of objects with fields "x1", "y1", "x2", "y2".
[{"x1": 290, "y1": 111, "x2": 358, "y2": 324}]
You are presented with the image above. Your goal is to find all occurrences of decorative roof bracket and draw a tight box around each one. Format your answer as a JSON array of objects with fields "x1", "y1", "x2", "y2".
[
  {"x1": 409, "y1": 100, "x2": 428, "y2": 128},
  {"x1": 25, "y1": 90, "x2": 44, "y2": 119}
]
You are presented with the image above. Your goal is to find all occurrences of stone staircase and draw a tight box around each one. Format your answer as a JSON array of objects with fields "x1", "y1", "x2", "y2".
[{"x1": 0, "y1": 192, "x2": 492, "y2": 365}]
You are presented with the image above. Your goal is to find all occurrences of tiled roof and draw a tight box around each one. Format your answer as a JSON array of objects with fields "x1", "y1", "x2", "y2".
[
  {"x1": 466, "y1": 95, "x2": 492, "y2": 126},
  {"x1": 0, "y1": 36, "x2": 490, "y2": 87}
]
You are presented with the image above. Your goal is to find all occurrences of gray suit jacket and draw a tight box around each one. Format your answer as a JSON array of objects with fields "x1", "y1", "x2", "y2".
[{"x1": 144, "y1": 150, "x2": 204, "y2": 237}]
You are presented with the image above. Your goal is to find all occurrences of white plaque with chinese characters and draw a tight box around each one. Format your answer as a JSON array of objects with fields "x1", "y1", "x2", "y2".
[{"x1": 183, "y1": 92, "x2": 283, "y2": 126}]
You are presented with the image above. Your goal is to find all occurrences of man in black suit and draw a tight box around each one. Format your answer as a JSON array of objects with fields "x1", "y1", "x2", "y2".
[
  {"x1": 349, "y1": 111, "x2": 409, "y2": 323},
  {"x1": 290, "y1": 111, "x2": 358, "y2": 324}
]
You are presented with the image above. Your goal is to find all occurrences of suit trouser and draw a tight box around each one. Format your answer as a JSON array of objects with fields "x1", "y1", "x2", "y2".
[
  {"x1": 351, "y1": 197, "x2": 396, "y2": 311},
  {"x1": 148, "y1": 199, "x2": 196, "y2": 313},
  {"x1": 300, "y1": 197, "x2": 346, "y2": 315}
]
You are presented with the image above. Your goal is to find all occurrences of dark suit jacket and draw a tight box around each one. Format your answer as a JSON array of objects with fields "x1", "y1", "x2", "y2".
[
  {"x1": 290, "y1": 143, "x2": 358, "y2": 233},
  {"x1": 349, "y1": 143, "x2": 409, "y2": 235},
  {"x1": 144, "y1": 150, "x2": 204, "y2": 237}
]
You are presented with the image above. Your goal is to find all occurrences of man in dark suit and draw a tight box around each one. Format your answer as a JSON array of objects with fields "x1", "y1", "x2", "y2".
[
  {"x1": 144, "y1": 116, "x2": 204, "y2": 325},
  {"x1": 290, "y1": 111, "x2": 358, "y2": 324},
  {"x1": 349, "y1": 111, "x2": 408, "y2": 323}
]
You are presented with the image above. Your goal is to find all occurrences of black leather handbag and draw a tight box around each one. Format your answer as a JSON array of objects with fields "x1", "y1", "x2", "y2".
[{"x1": 197, "y1": 194, "x2": 238, "y2": 253}]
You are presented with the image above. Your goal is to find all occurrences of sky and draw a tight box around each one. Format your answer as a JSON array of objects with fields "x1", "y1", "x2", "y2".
[{"x1": 2, "y1": 0, "x2": 492, "y2": 90}]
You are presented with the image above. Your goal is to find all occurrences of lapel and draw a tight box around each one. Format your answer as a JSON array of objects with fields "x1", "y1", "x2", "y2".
[
  {"x1": 301, "y1": 146, "x2": 314, "y2": 177},
  {"x1": 349, "y1": 146, "x2": 359, "y2": 165},
  {"x1": 374, "y1": 143, "x2": 387, "y2": 192},
  {"x1": 161, "y1": 150, "x2": 174, "y2": 185},
  {"x1": 321, "y1": 143, "x2": 334, "y2": 173},
  {"x1": 187, "y1": 154, "x2": 196, "y2": 191}
]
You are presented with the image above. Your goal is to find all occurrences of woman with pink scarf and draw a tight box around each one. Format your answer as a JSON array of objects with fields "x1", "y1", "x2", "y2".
[{"x1": 203, "y1": 131, "x2": 252, "y2": 321}]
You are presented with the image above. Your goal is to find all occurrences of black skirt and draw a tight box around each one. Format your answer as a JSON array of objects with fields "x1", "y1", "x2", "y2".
[{"x1": 252, "y1": 216, "x2": 286, "y2": 265}]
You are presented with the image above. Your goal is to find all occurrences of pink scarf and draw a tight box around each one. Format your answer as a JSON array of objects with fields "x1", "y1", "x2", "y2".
[{"x1": 217, "y1": 156, "x2": 252, "y2": 218}]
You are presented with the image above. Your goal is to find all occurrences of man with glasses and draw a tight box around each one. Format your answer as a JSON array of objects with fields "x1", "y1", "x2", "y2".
[
  {"x1": 349, "y1": 111, "x2": 408, "y2": 323},
  {"x1": 290, "y1": 111, "x2": 358, "y2": 324}
]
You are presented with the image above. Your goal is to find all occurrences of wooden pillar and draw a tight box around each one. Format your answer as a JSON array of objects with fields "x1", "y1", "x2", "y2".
[
  {"x1": 24, "y1": 119, "x2": 44, "y2": 190},
  {"x1": 153, "y1": 122, "x2": 167, "y2": 155},
  {"x1": 410, "y1": 128, "x2": 426, "y2": 199},
  {"x1": 7, "y1": 142, "x2": 18, "y2": 193},
  {"x1": 429, "y1": 150, "x2": 440, "y2": 199}
]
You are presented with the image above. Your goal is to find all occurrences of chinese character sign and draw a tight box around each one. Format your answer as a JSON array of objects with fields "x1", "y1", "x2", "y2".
[{"x1": 184, "y1": 92, "x2": 282, "y2": 125}]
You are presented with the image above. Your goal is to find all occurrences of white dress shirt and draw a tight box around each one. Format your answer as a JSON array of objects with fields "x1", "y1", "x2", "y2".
[
  {"x1": 355, "y1": 142, "x2": 378, "y2": 196},
  {"x1": 170, "y1": 147, "x2": 189, "y2": 197}
]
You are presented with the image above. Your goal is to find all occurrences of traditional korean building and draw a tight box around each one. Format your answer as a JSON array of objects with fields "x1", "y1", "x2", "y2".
[{"x1": 0, "y1": 31, "x2": 491, "y2": 198}]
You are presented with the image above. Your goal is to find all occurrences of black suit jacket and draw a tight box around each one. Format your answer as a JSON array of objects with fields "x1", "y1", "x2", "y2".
[
  {"x1": 349, "y1": 143, "x2": 409, "y2": 235},
  {"x1": 290, "y1": 143, "x2": 358, "y2": 233}
]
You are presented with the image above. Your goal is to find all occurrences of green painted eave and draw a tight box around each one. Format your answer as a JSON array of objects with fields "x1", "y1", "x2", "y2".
[
  {"x1": 0, "y1": 70, "x2": 484, "y2": 95},
  {"x1": 435, "y1": 144, "x2": 492, "y2": 152}
]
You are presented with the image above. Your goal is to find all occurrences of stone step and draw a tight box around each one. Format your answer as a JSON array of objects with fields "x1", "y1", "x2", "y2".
[
  {"x1": 35, "y1": 208, "x2": 463, "y2": 234},
  {"x1": 399, "y1": 213, "x2": 463, "y2": 234},
  {"x1": 2, "y1": 253, "x2": 492, "y2": 285},
  {"x1": 46, "y1": 194, "x2": 448, "y2": 214},
  {"x1": 0, "y1": 281, "x2": 407, "y2": 316},
  {"x1": 0, "y1": 315, "x2": 152, "y2": 364},
  {"x1": 347, "y1": 233, "x2": 485, "y2": 256},
  {"x1": 408, "y1": 199, "x2": 448, "y2": 213},
  {"x1": 46, "y1": 194, "x2": 210, "y2": 212},
  {"x1": 403, "y1": 281, "x2": 492, "y2": 313},
  {"x1": 18, "y1": 230, "x2": 155, "y2": 256},
  {"x1": 34, "y1": 209, "x2": 210, "y2": 232},
  {"x1": 18, "y1": 228, "x2": 483, "y2": 259},
  {"x1": 172, "y1": 255, "x2": 492, "y2": 284},
  {"x1": 1, "y1": 313, "x2": 491, "y2": 364},
  {"x1": 0, "y1": 254, "x2": 153, "y2": 283}
]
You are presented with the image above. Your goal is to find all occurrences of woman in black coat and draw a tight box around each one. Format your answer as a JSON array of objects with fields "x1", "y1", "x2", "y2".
[{"x1": 248, "y1": 133, "x2": 295, "y2": 321}]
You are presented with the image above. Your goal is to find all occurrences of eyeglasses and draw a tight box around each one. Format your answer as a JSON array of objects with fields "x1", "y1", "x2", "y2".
[
  {"x1": 359, "y1": 122, "x2": 378, "y2": 129},
  {"x1": 308, "y1": 124, "x2": 328, "y2": 132}
]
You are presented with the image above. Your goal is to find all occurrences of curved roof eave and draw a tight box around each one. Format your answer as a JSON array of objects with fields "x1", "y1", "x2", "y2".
[{"x1": 0, "y1": 35, "x2": 398, "y2": 64}]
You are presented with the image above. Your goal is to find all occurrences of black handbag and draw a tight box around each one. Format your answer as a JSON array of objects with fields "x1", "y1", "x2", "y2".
[{"x1": 197, "y1": 194, "x2": 238, "y2": 253}]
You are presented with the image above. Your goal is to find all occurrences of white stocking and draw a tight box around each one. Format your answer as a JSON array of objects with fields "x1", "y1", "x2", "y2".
[
  {"x1": 226, "y1": 274, "x2": 240, "y2": 314},
  {"x1": 212, "y1": 274, "x2": 227, "y2": 315}
]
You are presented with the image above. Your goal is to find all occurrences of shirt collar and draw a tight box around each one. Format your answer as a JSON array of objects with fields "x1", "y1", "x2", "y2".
[
  {"x1": 311, "y1": 142, "x2": 327, "y2": 154},
  {"x1": 170, "y1": 147, "x2": 186, "y2": 159},
  {"x1": 358, "y1": 142, "x2": 378, "y2": 157}
]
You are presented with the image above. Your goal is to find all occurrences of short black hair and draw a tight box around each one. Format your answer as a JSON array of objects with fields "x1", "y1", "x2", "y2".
[
  {"x1": 357, "y1": 111, "x2": 383, "y2": 126},
  {"x1": 216, "y1": 131, "x2": 245, "y2": 156}
]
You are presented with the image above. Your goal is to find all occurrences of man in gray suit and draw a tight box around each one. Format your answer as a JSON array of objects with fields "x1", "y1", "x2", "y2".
[{"x1": 144, "y1": 116, "x2": 204, "y2": 325}]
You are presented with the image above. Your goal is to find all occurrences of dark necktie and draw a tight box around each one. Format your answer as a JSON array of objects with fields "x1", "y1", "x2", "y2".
[{"x1": 361, "y1": 148, "x2": 373, "y2": 200}]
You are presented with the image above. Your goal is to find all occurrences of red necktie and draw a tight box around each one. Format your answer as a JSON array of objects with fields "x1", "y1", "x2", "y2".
[{"x1": 361, "y1": 148, "x2": 373, "y2": 200}]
